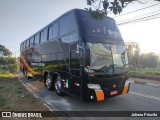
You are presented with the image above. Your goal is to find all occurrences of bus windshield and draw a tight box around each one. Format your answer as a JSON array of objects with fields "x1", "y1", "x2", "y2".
[
  {"x1": 87, "y1": 42, "x2": 128, "y2": 74},
  {"x1": 76, "y1": 10, "x2": 122, "y2": 40}
]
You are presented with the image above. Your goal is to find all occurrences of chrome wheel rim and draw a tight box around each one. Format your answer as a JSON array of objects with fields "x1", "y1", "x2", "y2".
[
  {"x1": 55, "y1": 77, "x2": 61, "y2": 93},
  {"x1": 24, "y1": 70, "x2": 28, "y2": 78},
  {"x1": 46, "y1": 75, "x2": 51, "y2": 88},
  {"x1": 26, "y1": 70, "x2": 28, "y2": 78}
]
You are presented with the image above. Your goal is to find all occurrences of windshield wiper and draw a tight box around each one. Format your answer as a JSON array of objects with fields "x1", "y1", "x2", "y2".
[
  {"x1": 121, "y1": 50, "x2": 127, "y2": 66},
  {"x1": 90, "y1": 68, "x2": 102, "y2": 72},
  {"x1": 90, "y1": 68, "x2": 113, "y2": 76},
  {"x1": 91, "y1": 64, "x2": 114, "y2": 74}
]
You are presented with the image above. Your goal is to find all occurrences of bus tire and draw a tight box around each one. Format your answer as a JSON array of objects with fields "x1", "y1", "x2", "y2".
[
  {"x1": 54, "y1": 76, "x2": 65, "y2": 96},
  {"x1": 24, "y1": 68, "x2": 29, "y2": 79},
  {"x1": 45, "y1": 73, "x2": 54, "y2": 91}
]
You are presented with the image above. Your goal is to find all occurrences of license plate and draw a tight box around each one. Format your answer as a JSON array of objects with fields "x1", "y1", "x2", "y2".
[{"x1": 110, "y1": 90, "x2": 118, "y2": 95}]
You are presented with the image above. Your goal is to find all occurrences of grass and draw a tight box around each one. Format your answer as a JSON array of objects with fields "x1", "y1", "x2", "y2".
[
  {"x1": 0, "y1": 96, "x2": 7, "y2": 107},
  {"x1": 0, "y1": 73, "x2": 57, "y2": 120},
  {"x1": 129, "y1": 69, "x2": 160, "y2": 76},
  {"x1": 0, "y1": 67, "x2": 13, "y2": 76},
  {"x1": 0, "y1": 67, "x2": 8, "y2": 74}
]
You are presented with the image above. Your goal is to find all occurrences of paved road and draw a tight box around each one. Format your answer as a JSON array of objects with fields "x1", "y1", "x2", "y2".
[{"x1": 19, "y1": 77, "x2": 160, "y2": 120}]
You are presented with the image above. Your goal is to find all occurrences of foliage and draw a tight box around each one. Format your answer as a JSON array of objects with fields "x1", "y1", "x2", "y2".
[
  {"x1": 126, "y1": 42, "x2": 159, "y2": 69},
  {"x1": 140, "y1": 52, "x2": 159, "y2": 68},
  {"x1": 0, "y1": 45, "x2": 12, "y2": 56},
  {"x1": 126, "y1": 41, "x2": 140, "y2": 68},
  {"x1": 129, "y1": 69, "x2": 160, "y2": 76},
  {"x1": 0, "y1": 68, "x2": 8, "y2": 74},
  {"x1": 0, "y1": 57, "x2": 17, "y2": 73},
  {"x1": 8, "y1": 64, "x2": 18, "y2": 73},
  {"x1": 0, "y1": 45, "x2": 16, "y2": 73},
  {"x1": 86, "y1": 0, "x2": 160, "y2": 19}
]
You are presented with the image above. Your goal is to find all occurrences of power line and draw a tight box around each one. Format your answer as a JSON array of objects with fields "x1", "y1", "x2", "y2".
[
  {"x1": 118, "y1": 15, "x2": 160, "y2": 25},
  {"x1": 117, "y1": 15, "x2": 160, "y2": 25},
  {"x1": 114, "y1": 3, "x2": 160, "y2": 18},
  {"x1": 117, "y1": 11, "x2": 160, "y2": 25},
  {"x1": 117, "y1": 9, "x2": 160, "y2": 23}
]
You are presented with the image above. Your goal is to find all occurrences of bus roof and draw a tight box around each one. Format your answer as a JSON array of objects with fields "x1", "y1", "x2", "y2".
[{"x1": 21, "y1": 9, "x2": 122, "y2": 45}]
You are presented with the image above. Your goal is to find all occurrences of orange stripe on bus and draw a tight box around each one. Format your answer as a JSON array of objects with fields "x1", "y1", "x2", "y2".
[
  {"x1": 20, "y1": 53, "x2": 37, "y2": 74},
  {"x1": 122, "y1": 86, "x2": 128, "y2": 94},
  {"x1": 95, "y1": 90, "x2": 104, "y2": 101}
]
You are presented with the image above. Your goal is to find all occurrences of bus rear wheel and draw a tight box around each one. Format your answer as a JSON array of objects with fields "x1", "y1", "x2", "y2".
[
  {"x1": 54, "y1": 76, "x2": 65, "y2": 96},
  {"x1": 45, "y1": 74, "x2": 54, "y2": 90},
  {"x1": 24, "y1": 68, "x2": 29, "y2": 79}
]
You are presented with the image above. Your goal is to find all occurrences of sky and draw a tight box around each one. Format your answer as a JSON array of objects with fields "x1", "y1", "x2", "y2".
[{"x1": 0, "y1": 0, "x2": 160, "y2": 56}]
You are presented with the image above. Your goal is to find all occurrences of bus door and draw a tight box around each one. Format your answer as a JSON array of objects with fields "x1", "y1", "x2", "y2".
[{"x1": 69, "y1": 43, "x2": 81, "y2": 94}]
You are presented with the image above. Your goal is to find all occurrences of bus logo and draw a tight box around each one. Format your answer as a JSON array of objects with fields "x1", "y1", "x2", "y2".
[{"x1": 2, "y1": 112, "x2": 11, "y2": 117}]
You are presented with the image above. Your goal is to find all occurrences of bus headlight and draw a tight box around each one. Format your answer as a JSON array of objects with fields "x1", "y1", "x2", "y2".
[{"x1": 87, "y1": 84, "x2": 101, "y2": 90}]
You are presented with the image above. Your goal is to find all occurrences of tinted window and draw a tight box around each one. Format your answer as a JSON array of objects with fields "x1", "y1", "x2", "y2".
[
  {"x1": 26, "y1": 40, "x2": 29, "y2": 48},
  {"x1": 25, "y1": 41, "x2": 27, "y2": 48},
  {"x1": 48, "y1": 26, "x2": 53, "y2": 40},
  {"x1": 23, "y1": 42, "x2": 25, "y2": 50},
  {"x1": 35, "y1": 33, "x2": 40, "y2": 45},
  {"x1": 76, "y1": 11, "x2": 122, "y2": 40},
  {"x1": 70, "y1": 43, "x2": 80, "y2": 77},
  {"x1": 70, "y1": 51, "x2": 80, "y2": 69},
  {"x1": 30, "y1": 37, "x2": 34, "y2": 47},
  {"x1": 20, "y1": 43, "x2": 22, "y2": 51},
  {"x1": 70, "y1": 44, "x2": 80, "y2": 69},
  {"x1": 21, "y1": 43, "x2": 23, "y2": 51},
  {"x1": 27, "y1": 40, "x2": 29, "y2": 48},
  {"x1": 53, "y1": 23, "x2": 58, "y2": 39},
  {"x1": 43, "y1": 28, "x2": 48, "y2": 42},
  {"x1": 40, "y1": 31, "x2": 43, "y2": 43},
  {"x1": 60, "y1": 14, "x2": 76, "y2": 36},
  {"x1": 25, "y1": 41, "x2": 27, "y2": 49}
]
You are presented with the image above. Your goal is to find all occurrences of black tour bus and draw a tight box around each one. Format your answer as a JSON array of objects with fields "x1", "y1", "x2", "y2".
[{"x1": 20, "y1": 9, "x2": 130, "y2": 101}]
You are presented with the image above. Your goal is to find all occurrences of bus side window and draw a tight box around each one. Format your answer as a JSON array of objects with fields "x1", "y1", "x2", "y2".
[
  {"x1": 70, "y1": 43, "x2": 80, "y2": 76},
  {"x1": 35, "y1": 33, "x2": 40, "y2": 45},
  {"x1": 60, "y1": 14, "x2": 76, "y2": 36},
  {"x1": 30, "y1": 37, "x2": 34, "y2": 47},
  {"x1": 53, "y1": 23, "x2": 58, "y2": 39},
  {"x1": 21, "y1": 43, "x2": 23, "y2": 51},
  {"x1": 70, "y1": 51, "x2": 80, "y2": 69},
  {"x1": 29, "y1": 38, "x2": 32, "y2": 47},
  {"x1": 48, "y1": 25, "x2": 53, "y2": 40},
  {"x1": 20, "y1": 43, "x2": 22, "y2": 51},
  {"x1": 43, "y1": 28, "x2": 48, "y2": 42},
  {"x1": 29, "y1": 39, "x2": 31, "y2": 47},
  {"x1": 24, "y1": 41, "x2": 26, "y2": 49},
  {"x1": 40, "y1": 31, "x2": 43, "y2": 43},
  {"x1": 26, "y1": 39, "x2": 29, "y2": 48},
  {"x1": 24, "y1": 41, "x2": 27, "y2": 49}
]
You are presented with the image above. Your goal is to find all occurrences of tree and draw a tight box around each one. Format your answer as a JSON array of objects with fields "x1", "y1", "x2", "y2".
[
  {"x1": 0, "y1": 45, "x2": 12, "y2": 56},
  {"x1": 0, "y1": 45, "x2": 17, "y2": 73},
  {"x1": 126, "y1": 41, "x2": 140, "y2": 68},
  {"x1": 125, "y1": 42, "x2": 159, "y2": 69},
  {"x1": 140, "y1": 52, "x2": 158, "y2": 68},
  {"x1": 86, "y1": 0, "x2": 160, "y2": 19},
  {"x1": 0, "y1": 57, "x2": 17, "y2": 73}
]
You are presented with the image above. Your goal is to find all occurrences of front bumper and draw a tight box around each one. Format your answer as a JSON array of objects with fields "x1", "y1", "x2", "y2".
[{"x1": 87, "y1": 81, "x2": 130, "y2": 101}]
